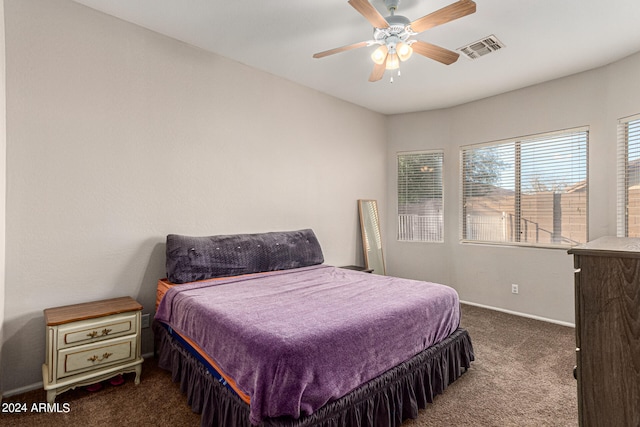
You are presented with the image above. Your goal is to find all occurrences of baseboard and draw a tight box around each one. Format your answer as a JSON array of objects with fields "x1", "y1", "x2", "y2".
[
  {"x1": 2, "y1": 352, "x2": 156, "y2": 399},
  {"x1": 460, "y1": 300, "x2": 575, "y2": 328},
  {"x1": 2, "y1": 381, "x2": 43, "y2": 398}
]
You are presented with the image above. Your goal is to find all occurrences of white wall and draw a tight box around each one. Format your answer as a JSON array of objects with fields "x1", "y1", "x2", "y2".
[
  {"x1": 386, "y1": 51, "x2": 640, "y2": 325},
  {"x1": 1, "y1": 0, "x2": 386, "y2": 393}
]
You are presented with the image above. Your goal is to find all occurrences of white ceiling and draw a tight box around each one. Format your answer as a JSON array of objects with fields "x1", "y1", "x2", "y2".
[{"x1": 72, "y1": 0, "x2": 640, "y2": 115}]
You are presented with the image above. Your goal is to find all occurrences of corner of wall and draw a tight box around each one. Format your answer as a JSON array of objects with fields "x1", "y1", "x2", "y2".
[{"x1": 0, "y1": 0, "x2": 8, "y2": 398}]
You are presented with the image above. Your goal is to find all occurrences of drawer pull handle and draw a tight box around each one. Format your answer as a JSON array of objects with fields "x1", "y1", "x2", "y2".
[
  {"x1": 87, "y1": 352, "x2": 113, "y2": 363},
  {"x1": 87, "y1": 328, "x2": 113, "y2": 339}
]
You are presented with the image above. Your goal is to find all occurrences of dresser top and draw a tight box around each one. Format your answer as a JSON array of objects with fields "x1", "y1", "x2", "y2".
[
  {"x1": 568, "y1": 236, "x2": 640, "y2": 257},
  {"x1": 44, "y1": 296, "x2": 142, "y2": 326}
]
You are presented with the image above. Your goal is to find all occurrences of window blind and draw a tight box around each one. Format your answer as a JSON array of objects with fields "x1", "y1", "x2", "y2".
[
  {"x1": 397, "y1": 151, "x2": 443, "y2": 242},
  {"x1": 617, "y1": 113, "x2": 640, "y2": 237},
  {"x1": 460, "y1": 127, "x2": 588, "y2": 247}
]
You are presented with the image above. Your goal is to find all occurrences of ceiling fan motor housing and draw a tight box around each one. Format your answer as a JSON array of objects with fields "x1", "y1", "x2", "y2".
[
  {"x1": 373, "y1": 14, "x2": 413, "y2": 53},
  {"x1": 386, "y1": 15, "x2": 410, "y2": 27}
]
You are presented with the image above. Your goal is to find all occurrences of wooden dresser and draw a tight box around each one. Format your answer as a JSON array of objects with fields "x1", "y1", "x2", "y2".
[
  {"x1": 42, "y1": 296, "x2": 144, "y2": 403},
  {"x1": 568, "y1": 237, "x2": 640, "y2": 427}
]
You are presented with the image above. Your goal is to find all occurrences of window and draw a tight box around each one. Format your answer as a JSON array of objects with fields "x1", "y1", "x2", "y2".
[
  {"x1": 460, "y1": 127, "x2": 588, "y2": 247},
  {"x1": 397, "y1": 151, "x2": 444, "y2": 242},
  {"x1": 617, "y1": 114, "x2": 640, "y2": 237}
]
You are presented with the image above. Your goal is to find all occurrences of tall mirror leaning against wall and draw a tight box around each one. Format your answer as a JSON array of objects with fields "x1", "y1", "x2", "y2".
[{"x1": 358, "y1": 199, "x2": 386, "y2": 275}]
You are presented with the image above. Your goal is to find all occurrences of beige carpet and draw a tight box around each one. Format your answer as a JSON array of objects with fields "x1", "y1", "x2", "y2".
[{"x1": 2, "y1": 304, "x2": 578, "y2": 426}]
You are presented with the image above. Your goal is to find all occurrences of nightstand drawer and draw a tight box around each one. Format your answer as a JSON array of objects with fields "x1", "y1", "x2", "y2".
[
  {"x1": 57, "y1": 335, "x2": 137, "y2": 379},
  {"x1": 57, "y1": 312, "x2": 138, "y2": 349}
]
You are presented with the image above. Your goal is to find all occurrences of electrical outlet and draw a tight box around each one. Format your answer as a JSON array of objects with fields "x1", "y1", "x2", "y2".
[
  {"x1": 141, "y1": 313, "x2": 150, "y2": 328},
  {"x1": 511, "y1": 284, "x2": 519, "y2": 294}
]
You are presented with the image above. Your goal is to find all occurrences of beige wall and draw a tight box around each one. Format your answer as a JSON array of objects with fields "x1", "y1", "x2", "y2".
[
  {"x1": 386, "y1": 51, "x2": 640, "y2": 324},
  {"x1": 0, "y1": 0, "x2": 6, "y2": 398},
  {"x1": 1, "y1": 0, "x2": 386, "y2": 393}
]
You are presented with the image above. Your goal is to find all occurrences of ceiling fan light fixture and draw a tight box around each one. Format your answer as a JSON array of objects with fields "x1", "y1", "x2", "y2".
[
  {"x1": 385, "y1": 53, "x2": 400, "y2": 70},
  {"x1": 371, "y1": 45, "x2": 388, "y2": 65},
  {"x1": 396, "y1": 41, "x2": 413, "y2": 61}
]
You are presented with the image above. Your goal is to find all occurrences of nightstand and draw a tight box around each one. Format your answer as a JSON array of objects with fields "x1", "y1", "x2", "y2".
[
  {"x1": 340, "y1": 265, "x2": 374, "y2": 273},
  {"x1": 42, "y1": 296, "x2": 144, "y2": 403}
]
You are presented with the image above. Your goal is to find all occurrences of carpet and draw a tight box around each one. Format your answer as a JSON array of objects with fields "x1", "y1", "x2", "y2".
[{"x1": 2, "y1": 304, "x2": 578, "y2": 426}]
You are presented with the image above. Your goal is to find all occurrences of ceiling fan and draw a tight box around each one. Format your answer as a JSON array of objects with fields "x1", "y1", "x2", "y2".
[{"x1": 313, "y1": 0, "x2": 476, "y2": 82}]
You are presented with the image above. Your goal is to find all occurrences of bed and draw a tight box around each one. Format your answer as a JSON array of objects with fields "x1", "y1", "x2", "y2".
[{"x1": 153, "y1": 229, "x2": 474, "y2": 427}]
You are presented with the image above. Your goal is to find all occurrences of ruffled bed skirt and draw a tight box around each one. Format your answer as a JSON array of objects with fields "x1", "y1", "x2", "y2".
[{"x1": 153, "y1": 322, "x2": 474, "y2": 427}]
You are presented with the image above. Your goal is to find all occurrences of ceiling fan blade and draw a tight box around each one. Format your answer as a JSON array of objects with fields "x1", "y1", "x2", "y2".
[
  {"x1": 369, "y1": 59, "x2": 386, "y2": 82},
  {"x1": 348, "y1": 0, "x2": 389, "y2": 29},
  {"x1": 410, "y1": 0, "x2": 476, "y2": 33},
  {"x1": 412, "y1": 41, "x2": 460, "y2": 65},
  {"x1": 313, "y1": 41, "x2": 369, "y2": 59}
]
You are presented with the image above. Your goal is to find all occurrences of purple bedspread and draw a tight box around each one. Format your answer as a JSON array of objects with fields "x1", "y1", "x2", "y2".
[{"x1": 155, "y1": 265, "x2": 460, "y2": 425}]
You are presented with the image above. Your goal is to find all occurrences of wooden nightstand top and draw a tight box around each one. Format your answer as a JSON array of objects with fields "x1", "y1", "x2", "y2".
[
  {"x1": 340, "y1": 265, "x2": 374, "y2": 273},
  {"x1": 44, "y1": 296, "x2": 142, "y2": 326}
]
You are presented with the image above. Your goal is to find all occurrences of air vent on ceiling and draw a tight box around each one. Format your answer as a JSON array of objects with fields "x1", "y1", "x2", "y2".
[{"x1": 458, "y1": 35, "x2": 505, "y2": 60}]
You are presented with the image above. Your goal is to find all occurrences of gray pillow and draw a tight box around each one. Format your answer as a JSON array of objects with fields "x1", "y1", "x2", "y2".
[{"x1": 166, "y1": 229, "x2": 324, "y2": 284}]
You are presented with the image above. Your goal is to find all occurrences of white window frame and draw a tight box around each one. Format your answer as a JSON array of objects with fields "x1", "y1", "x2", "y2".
[
  {"x1": 397, "y1": 150, "x2": 444, "y2": 243},
  {"x1": 460, "y1": 127, "x2": 589, "y2": 248}
]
